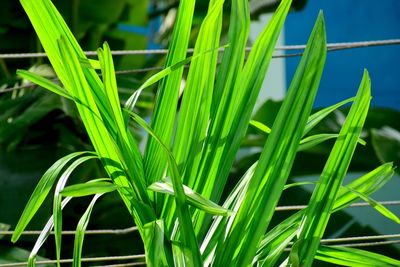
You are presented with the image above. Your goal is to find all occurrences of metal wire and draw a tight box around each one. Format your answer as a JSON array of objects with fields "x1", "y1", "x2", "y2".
[
  {"x1": 284, "y1": 240, "x2": 400, "y2": 252},
  {"x1": 2, "y1": 38, "x2": 400, "y2": 94},
  {"x1": 0, "y1": 67, "x2": 165, "y2": 94},
  {"x1": 332, "y1": 240, "x2": 400, "y2": 248},
  {"x1": 0, "y1": 201, "x2": 398, "y2": 236},
  {"x1": 0, "y1": 226, "x2": 138, "y2": 236},
  {"x1": 275, "y1": 200, "x2": 400, "y2": 211},
  {"x1": 0, "y1": 39, "x2": 399, "y2": 59},
  {"x1": 94, "y1": 262, "x2": 146, "y2": 267},
  {"x1": 1, "y1": 239, "x2": 398, "y2": 266},
  {"x1": 286, "y1": 234, "x2": 400, "y2": 246},
  {"x1": 0, "y1": 255, "x2": 145, "y2": 267},
  {"x1": 321, "y1": 234, "x2": 400, "y2": 243},
  {"x1": 0, "y1": 52, "x2": 300, "y2": 94}
]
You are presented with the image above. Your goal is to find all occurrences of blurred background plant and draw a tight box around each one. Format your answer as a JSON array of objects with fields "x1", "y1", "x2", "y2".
[{"x1": 0, "y1": 0, "x2": 399, "y2": 265}]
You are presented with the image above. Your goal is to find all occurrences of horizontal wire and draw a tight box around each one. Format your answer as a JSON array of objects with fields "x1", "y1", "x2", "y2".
[
  {"x1": 2, "y1": 240, "x2": 398, "y2": 266},
  {"x1": 1, "y1": 38, "x2": 399, "y2": 94},
  {"x1": 0, "y1": 254, "x2": 145, "y2": 267},
  {"x1": 283, "y1": 239, "x2": 400, "y2": 252},
  {"x1": 0, "y1": 66, "x2": 165, "y2": 93},
  {"x1": 0, "y1": 52, "x2": 300, "y2": 94},
  {"x1": 0, "y1": 39, "x2": 399, "y2": 59},
  {"x1": 0, "y1": 226, "x2": 138, "y2": 236},
  {"x1": 331, "y1": 239, "x2": 400, "y2": 248},
  {"x1": 0, "y1": 201, "x2": 398, "y2": 237},
  {"x1": 321, "y1": 233, "x2": 400, "y2": 243},
  {"x1": 286, "y1": 234, "x2": 400, "y2": 246},
  {"x1": 275, "y1": 200, "x2": 400, "y2": 211},
  {"x1": 94, "y1": 262, "x2": 146, "y2": 267}
]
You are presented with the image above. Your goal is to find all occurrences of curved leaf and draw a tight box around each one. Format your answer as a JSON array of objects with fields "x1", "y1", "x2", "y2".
[
  {"x1": 293, "y1": 70, "x2": 371, "y2": 267},
  {"x1": 72, "y1": 194, "x2": 103, "y2": 267},
  {"x1": 316, "y1": 246, "x2": 400, "y2": 267},
  {"x1": 53, "y1": 155, "x2": 97, "y2": 265},
  {"x1": 61, "y1": 180, "x2": 119, "y2": 197},
  {"x1": 11, "y1": 151, "x2": 94, "y2": 243},
  {"x1": 149, "y1": 178, "x2": 233, "y2": 216}
]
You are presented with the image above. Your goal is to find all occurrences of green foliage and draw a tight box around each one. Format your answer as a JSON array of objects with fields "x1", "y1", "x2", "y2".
[{"x1": 11, "y1": 0, "x2": 399, "y2": 266}]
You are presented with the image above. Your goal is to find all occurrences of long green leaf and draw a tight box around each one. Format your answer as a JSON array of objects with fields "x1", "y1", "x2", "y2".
[
  {"x1": 200, "y1": 163, "x2": 256, "y2": 264},
  {"x1": 333, "y1": 162, "x2": 394, "y2": 212},
  {"x1": 16, "y1": 69, "x2": 72, "y2": 100},
  {"x1": 128, "y1": 111, "x2": 202, "y2": 266},
  {"x1": 143, "y1": 220, "x2": 168, "y2": 267},
  {"x1": 158, "y1": 0, "x2": 226, "y2": 234},
  {"x1": 11, "y1": 151, "x2": 93, "y2": 243},
  {"x1": 27, "y1": 197, "x2": 72, "y2": 267},
  {"x1": 293, "y1": 70, "x2": 371, "y2": 267},
  {"x1": 143, "y1": 0, "x2": 196, "y2": 203},
  {"x1": 53, "y1": 156, "x2": 97, "y2": 266},
  {"x1": 304, "y1": 97, "x2": 354, "y2": 136},
  {"x1": 72, "y1": 194, "x2": 103, "y2": 267},
  {"x1": 20, "y1": 0, "x2": 154, "y2": 234},
  {"x1": 215, "y1": 11, "x2": 326, "y2": 266},
  {"x1": 255, "y1": 162, "x2": 394, "y2": 265},
  {"x1": 149, "y1": 178, "x2": 233, "y2": 216},
  {"x1": 61, "y1": 181, "x2": 119, "y2": 197},
  {"x1": 194, "y1": 0, "x2": 292, "y2": 241},
  {"x1": 342, "y1": 185, "x2": 400, "y2": 223},
  {"x1": 316, "y1": 246, "x2": 400, "y2": 267}
]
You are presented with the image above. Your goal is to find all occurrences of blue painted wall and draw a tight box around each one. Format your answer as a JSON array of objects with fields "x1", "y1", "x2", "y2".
[{"x1": 284, "y1": 0, "x2": 400, "y2": 109}]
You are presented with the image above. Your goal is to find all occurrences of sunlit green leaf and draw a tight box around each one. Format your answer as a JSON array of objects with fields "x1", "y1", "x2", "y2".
[
  {"x1": 149, "y1": 178, "x2": 233, "y2": 216},
  {"x1": 61, "y1": 181, "x2": 119, "y2": 197},
  {"x1": 293, "y1": 70, "x2": 371, "y2": 267},
  {"x1": 11, "y1": 151, "x2": 94, "y2": 243},
  {"x1": 316, "y1": 246, "x2": 400, "y2": 267}
]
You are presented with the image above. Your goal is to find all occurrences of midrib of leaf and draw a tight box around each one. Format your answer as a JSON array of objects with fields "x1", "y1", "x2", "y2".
[{"x1": 213, "y1": 11, "x2": 326, "y2": 266}]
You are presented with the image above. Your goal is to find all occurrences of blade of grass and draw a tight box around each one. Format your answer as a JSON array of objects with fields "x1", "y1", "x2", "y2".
[
  {"x1": 61, "y1": 181, "x2": 119, "y2": 197},
  {"x1": 27, "y1": 197, "x2": 72, "y2": 267},
  {"x1": 214, "y1": 11, "x2": 326, "y2": 266},
  {"x1": 194, "y1": 0, "x2": 292, "y2": 240},
  {"x1": 143, "y1": 220, "x2": 168, "y2": 267},
  {"x1": 72, "y1": 194, "x2": 103, "y2": 267},
  {"x1": 16, "y1": 69, "x2": 72, "y2": 100},
  {"x1": 299, "y1": 134, "x2": 366, "y2": 151},
  {"x1": 172, "y1": 0, "x2": 224, "y2": 178},
  {"x1": 128, "y1": 111, "x2": 202, "y2": 266},
  {"x1": 143, "y1": 0, "x2": 196, "y2": 205},
  {"x1": 160, "y1": 0, "x2": 225, "y2": 233},
  {"x1": 255, "y1": 162, "x2": 394, "y2": 265},
  {"x1": 200, "y1": 163, "x2": 256, "y2": 264},
  {"x1": 342, "y1": 185, "x2": 400, "y2": 223},
  {"x1": 315, "y1": 246, "x2": 400, "y2": 267},
  {"x1": 250, "y1": 120, "x2": 272, "y2": 134},
  {"x1": 293, "y1": 70, "x2": 371, "y2": 267},
  {"x1": 53, "y1": 156, "x2": 97, "y2": 266},
  {"x1": 304, "y1": 97, "x2": 354, "y2": 136},
  {"x1": 124, "y1": 44, "x2": 228, "y2": 123},
  {"x1": 332, "y1": 162, "x2": 394, "y2": 212},
  {"x1": 20, "y1": 0, "x2": 155, "y2": 233},
  {"x1": 149, "y1": 178, "x2": 233, "y2": 216},
  {"x1": 11, "y1": 151, "x2": 93, "y2": 243}
]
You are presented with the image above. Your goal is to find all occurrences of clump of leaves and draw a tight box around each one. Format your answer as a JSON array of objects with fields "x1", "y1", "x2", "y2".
[{"x1": 11, "y1": 0, "x2": 399, "y2": 266}]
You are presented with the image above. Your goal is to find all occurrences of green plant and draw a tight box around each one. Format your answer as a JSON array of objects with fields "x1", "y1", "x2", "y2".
[{"x1": 11, "y1": 0, "x2": 400, "y2": 266}]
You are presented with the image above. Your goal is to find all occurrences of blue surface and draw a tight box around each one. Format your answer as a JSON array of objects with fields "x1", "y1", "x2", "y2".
[{"x1": 284, "y1": 0, "x2": 400, "y2": 109}]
